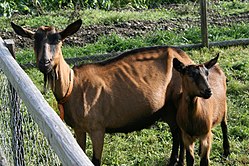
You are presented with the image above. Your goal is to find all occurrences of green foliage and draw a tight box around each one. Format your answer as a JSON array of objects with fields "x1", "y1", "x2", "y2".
[
  {"x1": 0, "y1": 0, "x2": 14, "y2": 17},
  {"x1": 0, "y1": 0, "x2": 196, "y2": 16}
]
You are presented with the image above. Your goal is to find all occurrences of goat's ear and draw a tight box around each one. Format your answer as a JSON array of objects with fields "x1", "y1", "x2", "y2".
[
  {"x1": 11, "y1": 22, "x2": 34, "y2": 39},
  {"x1": 204, "y1": 53, "x2": 219, "y2": 69},
  {"x1": 59, "y1": 19, "x2": 82, "y2": 40},
  {"x1": 173, "y1": 58, "x2": 186, "y2": 74}
]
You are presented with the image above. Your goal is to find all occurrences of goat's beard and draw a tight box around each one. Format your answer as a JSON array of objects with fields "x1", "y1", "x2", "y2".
[{"x1": 43, "y1": 70, "x2": 57, "y2": 94}]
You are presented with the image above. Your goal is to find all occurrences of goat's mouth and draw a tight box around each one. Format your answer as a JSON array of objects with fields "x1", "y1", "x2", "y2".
[{"x1": 38, "y1": 62, "x2": 53, "y2": 74}]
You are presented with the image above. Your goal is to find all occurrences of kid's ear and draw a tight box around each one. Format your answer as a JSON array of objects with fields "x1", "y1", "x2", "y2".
[
  {"x1": 59, "y1": 19, "x2": 82, "y2": 40},
  {"x1": 204, "y1": 53, "x2": 219, "y2": 69},
  {"x1": 173, "y1": 58, "x2": 186, "y2": 74},
  {"x1": 11, "y1": 22, "x2": 34, "y2": 39}
]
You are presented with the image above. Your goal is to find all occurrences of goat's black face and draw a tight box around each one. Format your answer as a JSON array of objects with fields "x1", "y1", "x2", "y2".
[
  {"x1": 11, "y1": 19, "x2": 82, "y2": 91},
  {"x1": 34, "y1": 27, "x2": 62, "y2": 74},
  {"x1": 173, "y1": 55, "x2": 219, "y2": 99},
  {"x1": 185, "y1": 65, "x2": 212, "y2": 99},
  {"x1": 11, "y1": 19, "x2": 82, "y2": 75}
]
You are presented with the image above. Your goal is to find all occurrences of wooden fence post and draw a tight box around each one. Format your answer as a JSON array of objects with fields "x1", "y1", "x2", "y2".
[
  {"x1": 200, "y1": 0, "x2": 209, "y2": 47},
  {"x1": 4, "y1": 39, "x2": 25, "y2": 166}
]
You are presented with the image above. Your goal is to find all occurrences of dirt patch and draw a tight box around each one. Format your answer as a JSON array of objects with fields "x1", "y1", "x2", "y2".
[{"x1": 1, "y1": 11, "x2": 249, "y2": 49}]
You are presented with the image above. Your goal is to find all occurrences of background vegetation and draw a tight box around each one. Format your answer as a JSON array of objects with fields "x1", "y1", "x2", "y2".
[
  {"x1": 0, "y1": 0, "x2": 195, "y2": 17},
  {"x1": 1, "y1": 0, "x2": 249, "y2": 165}
]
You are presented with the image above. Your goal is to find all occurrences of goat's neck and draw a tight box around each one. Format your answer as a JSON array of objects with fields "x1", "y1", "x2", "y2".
[
  {"x1": 52, "y1": 55, "x2": 73, "y2": 102},
  {"x1": 182, "y1": 92, "x2": 201, "y2": 117}
]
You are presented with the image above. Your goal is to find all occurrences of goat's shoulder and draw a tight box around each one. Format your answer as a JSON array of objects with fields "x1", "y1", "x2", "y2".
[
  {"x1": 73, "y1": 65, "x2": 105, "y2": 86},
  {"x1": 209, "y1": 64, "x2": 226, "y2": 88}
]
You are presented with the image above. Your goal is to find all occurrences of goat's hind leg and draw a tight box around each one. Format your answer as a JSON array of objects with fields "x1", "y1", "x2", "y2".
[
  {"x1": 167, "y1": 125, "x2": 180, "y2": 166},
  {"x1": 221, "y1": 118, "x2": 230, "y2": 157}
]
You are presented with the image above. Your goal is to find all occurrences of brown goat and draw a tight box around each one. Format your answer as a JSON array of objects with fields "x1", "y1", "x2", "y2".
[
  {"x1": 173, "y1": 55, "x2": 230, "y2": 166},
  {"x1": 11, "y1": 19, "x2": 193, "y2": 165}
]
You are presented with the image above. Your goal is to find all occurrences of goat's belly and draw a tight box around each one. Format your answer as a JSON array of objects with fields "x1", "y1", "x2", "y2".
[
  {"x1": 106, "y1": 106, "x2": 163, "y2": 133},
  {"x1": 106, "y1": 109, "x2": 163, "y2": 133}
]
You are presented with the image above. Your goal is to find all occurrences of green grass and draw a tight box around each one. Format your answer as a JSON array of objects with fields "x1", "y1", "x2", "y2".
[
  {"x1": 15, "y1": 21, "x2": 249, "y2": 65},
  {"x1": 212, "y1": 0, "x2": 249, "y2": 16}
]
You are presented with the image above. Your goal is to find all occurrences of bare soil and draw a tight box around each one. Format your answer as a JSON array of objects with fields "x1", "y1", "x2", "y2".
[{"x1": 1, "y1": 11, "x2": 249, "y2": 49}]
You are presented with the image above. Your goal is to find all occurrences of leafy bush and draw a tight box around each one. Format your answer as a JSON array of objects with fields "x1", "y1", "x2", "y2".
[{"x1": 0, "y1": 0, "x2": 195, "y2": 17}]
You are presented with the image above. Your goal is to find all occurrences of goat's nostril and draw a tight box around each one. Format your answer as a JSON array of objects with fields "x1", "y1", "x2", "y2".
[
  {"x1": 207, "y1": 88, "x2": 211, "y2": 93},
  {"x1": 39, "y1": 59, "x2": 51, "y2": 65},
  {"x1": 205, "y1": 88, "x2": 212, "y2": 95}
]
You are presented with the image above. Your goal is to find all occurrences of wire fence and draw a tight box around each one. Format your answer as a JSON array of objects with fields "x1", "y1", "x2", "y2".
[
  {"x1": 0, "y1": 38, "x2": 93, "y2": 166},
  {"x1": 0, "y1": 39, "x2": 62, "y2": 165},
  {"x1": 0, "y1": 69, "x2": 61, "y2": 166}
]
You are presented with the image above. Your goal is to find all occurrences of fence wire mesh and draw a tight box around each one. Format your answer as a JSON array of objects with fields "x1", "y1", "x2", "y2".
[{"x1": 0, "y1": 69, "x2": 61, "y2": 166}]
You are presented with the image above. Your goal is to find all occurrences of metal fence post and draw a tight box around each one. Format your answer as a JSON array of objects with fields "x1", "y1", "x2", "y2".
[
  {"x1": 200, "y1": 0, "x2": 209, "y2": 47},
  {"x1": 5, "y1": 39, "x2": 25, "y2": 166}
]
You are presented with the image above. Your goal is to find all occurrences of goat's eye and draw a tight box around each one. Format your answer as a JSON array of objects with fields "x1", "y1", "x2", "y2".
[
  {"x1": 189, "y1": 70, "x2": 199, "y2": 78},
  {"x1": 34, "y1": 33, "x2": 43, "y2": 41},
  {"x1": 205, "y1": 70, "x2": 209, "y2": 76}
]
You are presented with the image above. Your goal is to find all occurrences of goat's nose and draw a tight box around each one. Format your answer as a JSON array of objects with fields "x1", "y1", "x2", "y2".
[
  {"x1": 204, "y1": 88, "x2": 212, "y2": 98},
  {"x1": 40, "y1": 59, "x2": 51, "y2": 66},
  {"x1": 205, "y1": 88, "x2": 212, "y2": 95}
]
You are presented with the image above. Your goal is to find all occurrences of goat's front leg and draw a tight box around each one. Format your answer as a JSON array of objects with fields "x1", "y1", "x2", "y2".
[
  {"x1": 178, "y1": 132, "x2": 185, "y2": 166},
  {"x1": 200, "y1": 132, "x2": 212, "y2": 166},
  {"x1": 185, "y1": 143, "x2": 194, "y2": 166},
  {"x1": 74, "y1": 128, "x2": 86, "y2": 151},
  {"x1": 221, "y1": 119, "x2": 230, "y2": 157},
  {"x1": 182, "y1": 132, "x2": 194, "y2": 166},
  {"x1": 89, "y1": 129, "x2": 105, "y2": 166}
]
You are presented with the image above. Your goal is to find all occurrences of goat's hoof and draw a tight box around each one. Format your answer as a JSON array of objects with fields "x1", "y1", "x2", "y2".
[
  {"x1": 167, "y1": 159, "x2": 179, "y2": 166},
  {"x1": 168, "y1": 160, "x2": 184, "y2": 166},
  {"x1": 177, "y1": 161, "x2": 184, "y2": 166},
  {"x1": 223, "y1": 150, "x2": 230, "y2": 158}
]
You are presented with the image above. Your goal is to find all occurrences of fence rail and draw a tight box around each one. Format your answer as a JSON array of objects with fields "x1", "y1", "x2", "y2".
[{"x1": 0, "y1": 37, "x2": 93, "y2": 166}]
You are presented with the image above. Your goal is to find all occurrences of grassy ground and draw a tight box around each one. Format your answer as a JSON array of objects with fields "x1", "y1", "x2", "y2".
[{"x1": 3, "y1": 0, "x2": 249, "y2": 165}]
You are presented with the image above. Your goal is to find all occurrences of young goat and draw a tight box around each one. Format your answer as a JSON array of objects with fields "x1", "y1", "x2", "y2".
[
  {"x1": 173, "y1": 55, "x2": 230, "y2": 166},
  {"x1": 11, "y1": 19, "x2": 193, "y2": 165}
]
